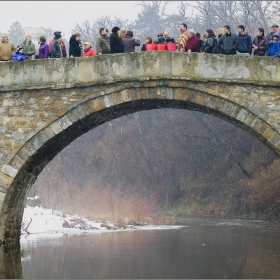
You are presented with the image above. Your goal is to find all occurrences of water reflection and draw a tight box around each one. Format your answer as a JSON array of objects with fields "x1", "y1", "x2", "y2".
[
  {"x1": 0, "y1": 243, "x2": 23, "y2": 279},
  {"x1": 1, "y1": 217, "x2": 280, "y2": 279}
]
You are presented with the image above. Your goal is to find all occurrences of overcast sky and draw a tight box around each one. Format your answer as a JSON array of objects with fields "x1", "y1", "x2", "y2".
[{"x1": 1, "y1": 1, "x2": 180, "y2": 38}]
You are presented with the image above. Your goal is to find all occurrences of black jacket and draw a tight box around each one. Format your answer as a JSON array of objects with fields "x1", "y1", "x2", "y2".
[
  {"x1": 69, "y1": 36, "x2": 81, "y2": 57},
  {"x1": 218, "y1": 32, "x2": 237, "y2": 54},
  {"x1": 204, "y1": 37, "x2": 218, "y2": 53},
  {"x1": 51, "y1": 41, "x2": 63, "y2": 58},
  {"x1": 110, "y1": 34, "x2": 124, "y2": 54}
]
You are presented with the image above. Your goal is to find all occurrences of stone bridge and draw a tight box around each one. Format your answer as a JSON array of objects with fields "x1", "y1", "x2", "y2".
[{"x1": 0, "y1": 51, "x2": 280, "y2": 245}]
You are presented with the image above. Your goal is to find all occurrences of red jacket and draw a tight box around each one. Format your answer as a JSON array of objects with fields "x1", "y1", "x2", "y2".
[
  {"x1": 83, "y1": 47, "x2": 96, "y2": 56},
  {"x1": 186, "y1": 35, "x2": 200, "y2": 52}
]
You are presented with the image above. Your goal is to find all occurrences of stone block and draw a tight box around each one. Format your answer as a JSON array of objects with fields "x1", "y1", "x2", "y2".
[
  {"x1": 174, "y1": 88, "x2": 187, "y2": 101},
  {"x1": 262, "y1": 127, "x2": 277, "y2": 140},
  {"x1": 120, "y1": 89, "x2": 131, "y2": 102},
  {"x1": 15, "y1": 117, "x2": 30, "y2": 128},
  {"x1": 0, "y1": 62, "x2": 10, "y2": 87},
  {"x1": 8, "y1": 155, "x2": 25, "y2": 171},
  {"x1": 71, "y1": 106, "x2": 87, "y2": 120},
  {"x1": 112, "y1": 91, "x2": 123, "y2": 105},
  {"x1": 43, "y1": 59, "x2": 65, "y2": 84},
  {"x1": 51, "y1": 121, "x2": 63, "y2": 135},
  {"x1": 93, "y1": 55, "x2": 110, "y2": 81},
  {"x1": 250, "y1": 117, "x2": 264, "y2": 131},
  {"x1": 1, "y1": 164, "x2": 18, "y2": 178},
  {"x1": 77, "y1": 58, "x2": 94, "y2": 83},
  {"x1": 103, "y1": 94, "x2": 114, "y2": 108},
  {"x1": 58, "y1": 115, "x2": 73, "y2": 130},
  {"x1": 236, "y1": 108, "x2": 250, "y2": 123},
  {"x1": 196, "y1": 93, "x2": 206, "y2": 106},
  {"x1": 64, "y1": 59, "x2": 78, "y2": 83},
  {"x1": 92, "y1": 98, "x2": 105, "y2": 111},
  {"x1": 24, "y1": 59, "x2": 44, "y2": 85},
  {"x1": 129, "y1": 88, "x2": 140, "y2": 101},
  {"x1": 9, "y1": 61, "x2": 24, "y2": 86}
]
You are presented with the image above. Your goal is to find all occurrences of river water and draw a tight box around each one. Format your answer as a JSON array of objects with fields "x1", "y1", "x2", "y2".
[{"x1": 7, "y1": 217, "x2": 280, "y2": 278}]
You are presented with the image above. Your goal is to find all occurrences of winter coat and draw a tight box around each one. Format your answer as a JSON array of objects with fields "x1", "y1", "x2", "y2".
[
  {"x1": 110, "y1": 34, "x2": 124, "y2": 54},
  {"x1": 35, "y1": 42, "x2": 49, "y2": 59},
  {"x1": 21, "y1": 40, "x2": 35, "y2": 59},
  {"x1": 95, "y1": 34, "x2": 110, "y2": 54},
  {"x1": 83, "y1": 47, "x2": 96, "y2": 56},
  {"x1": 204, "y1": 37, "x2": 218, "y2": 53},
  {"x1": 0, "y1": 40, "x2": 16, "y2": 61},
  {"x1": 186, "y1": 35, "x2": 200, "y2": 52},
  {"x1": 141, "y1": 44, "x2": 146, "y2": 51},
  {"x1": 51, "y1": 41, "x2": 63, "y2": 58},
  {"x1": 236, "y1": 33, "x2": 252, "y2": 54},
  {"x1": 218, "y1": 32, "x2": 237, "y2": 54},
  {"x1": 48, "y1": 39, "x2": 67, "y2": 57},
  {"x1": 252, "y1": 36, "x2": 268, "y2": 56},
  {"x1": 267, "y1": 32, "x2": 280, "y2": 42},
  {"x1": 123, "y1": 34, "x2": 140, "y2": 53},
  {"x1": 69, "y1": 37, "x2": 81, "y2": 57},
  {"x1": 267, "y1": 40, "x2": 280, "y2": 57},
  {"x1": 12, "y1": 52, "x2": 26, "y2": 61}
]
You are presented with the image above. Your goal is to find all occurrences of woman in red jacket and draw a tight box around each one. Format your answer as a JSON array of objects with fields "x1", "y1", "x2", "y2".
[
  {"x1": 83, "y1": 42, "x2": 96, "y2": 57},
  {"x1": 186, "y1": 29, "x2": 200, "y2": 52}
]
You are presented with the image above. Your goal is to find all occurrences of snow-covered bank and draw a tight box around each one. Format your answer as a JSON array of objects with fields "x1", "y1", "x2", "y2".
[{"x1": 21, "y1": 206, "x2": 184, "y2": 239}]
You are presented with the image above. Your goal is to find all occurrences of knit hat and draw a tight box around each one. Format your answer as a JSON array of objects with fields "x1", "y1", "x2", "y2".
[
  {"x1": 195, "y1": 32, "x2": 201, "y2": 38},
  {"x1": 54, "y1": 31, "x2": 61, "y2": 35},
  {"x1": 273, "y1": 32, "x2": 280, "y2": 38},
  {"x1": 126, "y1": 30, "x2": 133, "y2": 37},
  {"x1": 54, "y1": 33, "x2": 62, "y2": 40},
  {"x1": 83, "y1": 42, "x2": 91, "y2": 45},
  {"x1": 157, "y1": 33, "x2": 163, "y2": 37},
  {"x1": 16, "y1": 45, "x2": 23, "y2": 52},
  {"x1": 112, "y1": 26, "x2": 120, "y2": 33}
]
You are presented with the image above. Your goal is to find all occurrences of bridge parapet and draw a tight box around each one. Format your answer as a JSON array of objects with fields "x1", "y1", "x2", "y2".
[{"x1": 1, "y1": 52, "x2": 280, "y2": 92}]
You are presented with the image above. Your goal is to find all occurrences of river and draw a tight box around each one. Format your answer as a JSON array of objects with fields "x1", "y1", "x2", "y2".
[{"x1": 2, "y1": 216, "x2": 280, "y2": 278}]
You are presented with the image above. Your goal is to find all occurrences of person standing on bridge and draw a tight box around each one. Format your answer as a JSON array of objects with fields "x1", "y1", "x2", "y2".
[
  {"x1": 203, "y1": 29, "x2": 218, "y2": 54},
  {"x1": 34, "y1": 36, "x2": 49, "y2": 59},
  {"x1": 21, "y1": 34, "x2": 35, "y2": 59},
  {"x1": 267, "y1": 32, "x2": 280, "y2": 57},
  {"x1": 252, "y1": 28, "x2": 268, "y2": 56},
  {"x1": 236, "y1": 25, "x2": 252, "y2": 56},
  {"x1": 218, "y1": 25, "x2": 237, "y2": 55},
  {"x1": 95, "y1": 28, "x2": 110, "y2": 55},
  {"x1": 69, "y1": 33, "x2": 82, "y2": 58},
  {"x1": 83, "y1": 42, "x2": 96, "y2": 56},
  {"x1": 110, "y1": 26, "x2": 124, "y2": 54},
  {"x1": 186, "y1": 29, "x2": 200, "y2": 53},
  {"x1": 266, "y1": 24, "x2": 279, "y2": 42},
  {"x1": 123, "y1": 30, "x2": 140, "y2": 53},
  {"x1": 48, "y1": 31, "x2": 67, "y2": 58},
  {"x1": 0, "y1": 33, "x2": 16, "y2": 61},
  {"x1": 50, "y1": 33, "x2": 63, "y2": 58}
]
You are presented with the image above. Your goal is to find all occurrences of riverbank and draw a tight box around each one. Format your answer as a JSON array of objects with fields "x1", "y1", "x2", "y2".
[{"x1": 21, "y1": 206, "x2": 183, "y2": 238}]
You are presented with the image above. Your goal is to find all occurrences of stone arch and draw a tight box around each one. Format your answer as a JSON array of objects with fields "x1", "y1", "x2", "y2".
[{"x1": 0, "y1": 80, "x2": 280, "y2": 244}]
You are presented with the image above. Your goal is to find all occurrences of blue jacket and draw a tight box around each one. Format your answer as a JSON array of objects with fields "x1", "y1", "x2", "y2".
[
  {"x1": 12, "y1": 52, "x2": 26, "y2": 61},
  {"x1": 267, "y1": 40, "x2": 280, "y2": 57},
  {"x1": 236, "y1": 32, "x2": 252, "y2": 53}
]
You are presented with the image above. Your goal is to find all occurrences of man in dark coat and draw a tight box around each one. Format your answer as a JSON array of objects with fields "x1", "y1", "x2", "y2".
[
  {"x1": 267, "y1": 24, "x2": 279, "y2": 42},
  {"x1": 236, "y1": 25, "x2": 252, "y2": 55},
  {"x1": 51, "y1": 33, "x2": 63, "y2": 58},
  {"x1": 218, "y1": 25, "x2": 237, "y2": 55}
]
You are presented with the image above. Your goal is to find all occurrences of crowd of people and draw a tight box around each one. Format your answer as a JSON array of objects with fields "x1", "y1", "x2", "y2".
[{"x1": 0, "y1": 22, "x2": 280, "y2": 61}]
